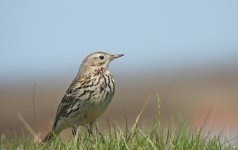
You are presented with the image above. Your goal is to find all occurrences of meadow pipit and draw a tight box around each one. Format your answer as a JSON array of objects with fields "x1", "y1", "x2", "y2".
[{"x1": 42, "y1": 52, "x2": 124, "y2": 142}]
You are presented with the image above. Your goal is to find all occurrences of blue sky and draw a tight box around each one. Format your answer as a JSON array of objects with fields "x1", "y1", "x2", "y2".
[{"x1": 1, "y1": 0, "x2": 238, "y2": 78}]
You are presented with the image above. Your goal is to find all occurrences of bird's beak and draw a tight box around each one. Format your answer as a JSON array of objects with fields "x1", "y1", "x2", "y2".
[{"x1": 111, "y1": 54, "x2": 124, "y2": 60}]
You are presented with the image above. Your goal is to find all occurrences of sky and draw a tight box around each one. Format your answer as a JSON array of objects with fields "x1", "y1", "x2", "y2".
[{"x1": 1, "y1": 0, "x2": 238, "y2": 79}]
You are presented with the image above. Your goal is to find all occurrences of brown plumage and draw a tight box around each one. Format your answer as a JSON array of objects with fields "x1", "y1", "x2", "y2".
[{"x1": 42, "y1": 52, "x2": 124, "y2": 143}]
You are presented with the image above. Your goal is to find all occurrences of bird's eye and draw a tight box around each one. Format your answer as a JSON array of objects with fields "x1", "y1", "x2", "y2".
[{"x1": 99, "y1": 55, "x2": 104, "y2": 60}]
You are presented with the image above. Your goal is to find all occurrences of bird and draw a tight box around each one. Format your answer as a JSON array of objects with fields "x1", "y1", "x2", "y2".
[{"x1": 42, "y1": 51, "x2": 124, "y2": 142}]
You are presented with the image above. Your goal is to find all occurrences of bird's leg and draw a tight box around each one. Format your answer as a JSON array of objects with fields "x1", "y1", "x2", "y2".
[
  {"x1": 72, "y1": 126, "x2": 78, "y2": 137},
  {"x1": 94, "y1": 121, "x2": 99, "y2": 135},
  {"x1": 87, "y1": 123, "x2": 93, "y2": 135},
  {"x1": 86, "y1": 122, "x2": 95, "y2": 149},
  {"x1": 87, "y1": 121, "x2": 100, "y2": 135},
  {"x1": 72, "y1": 126, "x2": 80, "y2": 149},
  {"x1": 87, "y1": 122, "x2": 95, "y2": 135}
]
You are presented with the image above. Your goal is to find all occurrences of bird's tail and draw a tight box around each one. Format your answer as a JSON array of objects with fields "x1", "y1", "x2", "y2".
[{"x1": 41, "y1": 131, "x2": 55, "y2": 143}]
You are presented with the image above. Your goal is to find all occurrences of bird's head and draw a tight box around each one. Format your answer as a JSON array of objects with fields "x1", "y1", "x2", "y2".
[{"x1": 79, "y1": 52, "x2": 124, "y2": 75}]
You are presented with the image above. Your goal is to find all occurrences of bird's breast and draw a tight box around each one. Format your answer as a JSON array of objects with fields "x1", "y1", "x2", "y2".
[{"x1": 82, "y1": 72, "x2": 115, "y2": 122}]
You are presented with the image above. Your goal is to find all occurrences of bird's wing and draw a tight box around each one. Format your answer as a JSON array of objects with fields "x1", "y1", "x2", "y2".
[{"x1": 53, "y1": 76, "x2": 88, "y2": 126}]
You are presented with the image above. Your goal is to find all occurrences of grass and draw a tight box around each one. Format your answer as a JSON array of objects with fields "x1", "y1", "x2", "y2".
[{"x1": 1, "y1": 97, "x2": 237, "y2": 150}]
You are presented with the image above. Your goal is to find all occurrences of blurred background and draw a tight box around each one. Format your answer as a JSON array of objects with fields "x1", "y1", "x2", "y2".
[{"x1": 1, "y1": 0, "x2": 238, "y2": 140}]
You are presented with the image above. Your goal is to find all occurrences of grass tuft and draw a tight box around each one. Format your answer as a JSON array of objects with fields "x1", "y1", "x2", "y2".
[{"x1": 2, "y1": 96, "x2": 238, "y2": 149}]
